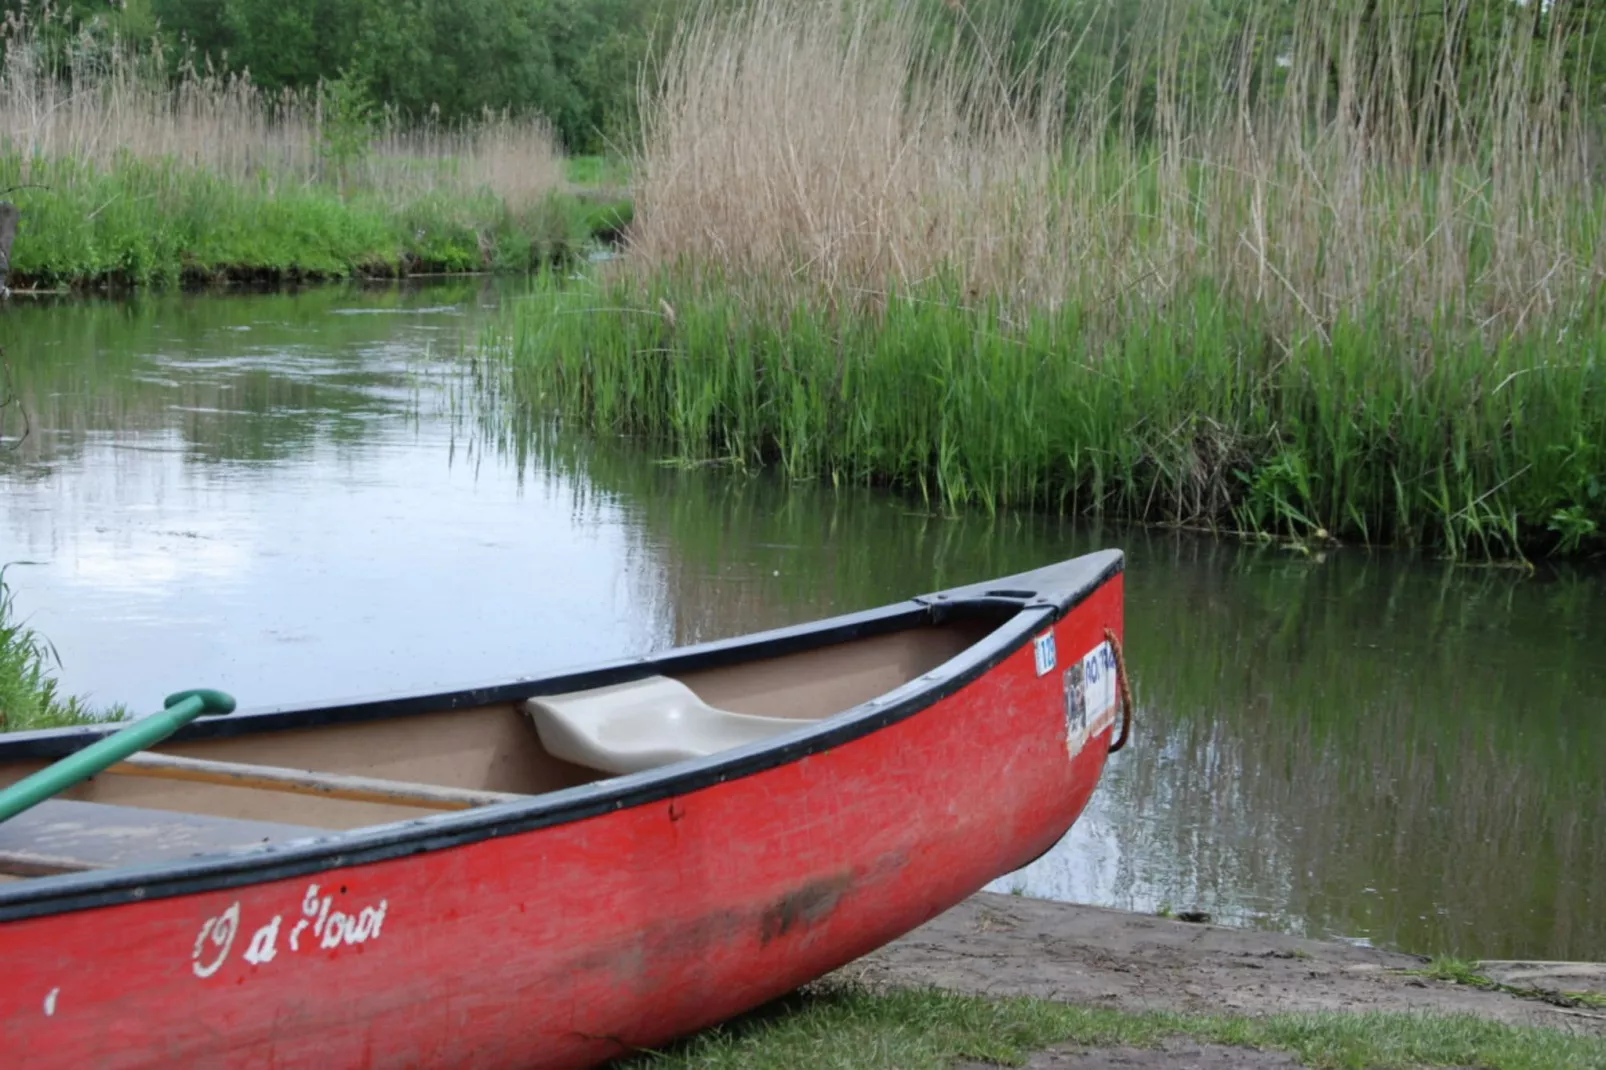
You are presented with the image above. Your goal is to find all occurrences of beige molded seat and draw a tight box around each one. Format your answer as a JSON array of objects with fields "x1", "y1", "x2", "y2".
[{"x1": 523, "y1": 676, "x2": 810, "y2": 776}]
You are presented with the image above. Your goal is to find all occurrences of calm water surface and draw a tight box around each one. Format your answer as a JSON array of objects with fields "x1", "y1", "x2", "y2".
[{"x1": 2, "y1": 281, "x2": 1603, "y2": 962}]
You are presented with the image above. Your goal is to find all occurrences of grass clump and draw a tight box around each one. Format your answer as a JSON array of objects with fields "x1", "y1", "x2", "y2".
[
  {"x1": 1414, "y1": 958, "x2": 1606, "y2": 1011},
  {"x1": 496, "y1": 0, "x2": 1606, "y2": 559},
  {"x1": 502, "y1": 274, "x2": 1604, "y2": 559},
  {"x1": 0, "y1": 568, "x2": 112, "y2": 732},
  {"x1": 620, "y1": 983, "x2": 1606, "y2": 1070}
]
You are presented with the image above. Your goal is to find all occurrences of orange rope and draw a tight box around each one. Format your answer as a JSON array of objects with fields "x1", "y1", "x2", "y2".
[{"x1": 1104, "y1": 626, "x2": 1134, "y2": 752}]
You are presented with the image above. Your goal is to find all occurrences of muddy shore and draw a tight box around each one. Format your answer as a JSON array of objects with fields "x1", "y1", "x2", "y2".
[{"x1": 832, "y1": 892, "x2": 1606, "y2": 1066}]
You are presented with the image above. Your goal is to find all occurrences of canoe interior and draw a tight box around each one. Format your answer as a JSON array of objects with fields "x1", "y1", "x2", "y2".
[{"x1": 0, "y1": 611, "x2": 1005, "y2": 879}]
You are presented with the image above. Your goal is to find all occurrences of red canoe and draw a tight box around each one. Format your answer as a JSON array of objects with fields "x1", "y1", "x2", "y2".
[{"x1": 0, "y1": 550, "x2": 1128, "y2": 1069}]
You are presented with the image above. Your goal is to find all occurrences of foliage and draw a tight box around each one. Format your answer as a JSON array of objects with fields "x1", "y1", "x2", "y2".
[
  {"x1": 0, "y1": 566, "x2": 111, "y2": 731},
  {"x1": 501, "y1": 275, "x2": 1606, "y2": 559},
  {"x1": 137, "y1": 0, "x2": 688, "y2": 154},
  {"x1": 491, "y1": 0, "x2": 1606, "y2": 560},
  {"x1": 0, "y1": 7, "x2": 614, "y2": 286},
  {"x1": 0, "y1": 152, "x2": 600, "y2": 287},
  {"x1": 315, "y1": 71, "x2": 379, "y2": 188}
]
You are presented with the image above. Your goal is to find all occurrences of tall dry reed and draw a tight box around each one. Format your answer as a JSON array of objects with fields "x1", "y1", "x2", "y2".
[
  {"x1": 629, "y1": 0, "x2": 1603, "y2": 339},
  {"x1": 0, "y1": 7, "x2": 564, "y2": 207}
]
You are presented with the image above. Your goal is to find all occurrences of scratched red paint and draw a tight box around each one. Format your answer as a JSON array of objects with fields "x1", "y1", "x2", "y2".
[{"x1": 0, "y1": 575, "x2": 1123, "y2": 1069}]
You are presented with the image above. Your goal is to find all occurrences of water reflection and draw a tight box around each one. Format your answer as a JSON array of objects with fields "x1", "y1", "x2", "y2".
[
  {"x1": 1, "y1": 283, "x2": 1603, "y2": 963},
  {"x1": 1, "y1": 282, "x2": 668, "y2": 711}
]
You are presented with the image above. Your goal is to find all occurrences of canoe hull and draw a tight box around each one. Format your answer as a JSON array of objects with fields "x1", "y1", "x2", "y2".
[{"x1": 0, "y1": 569, "x2": 1123, "y2": 1069}]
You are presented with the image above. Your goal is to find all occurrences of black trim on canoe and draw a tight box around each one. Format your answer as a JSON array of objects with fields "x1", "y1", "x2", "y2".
[{"x1": 0, "y1": 550, "x2": 1122, "y2": 921}]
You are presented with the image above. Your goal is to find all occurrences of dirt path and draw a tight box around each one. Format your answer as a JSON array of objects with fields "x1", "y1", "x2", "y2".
[{"x1": 837, "y1": 892, "x2": 1606, "y2": 1065}]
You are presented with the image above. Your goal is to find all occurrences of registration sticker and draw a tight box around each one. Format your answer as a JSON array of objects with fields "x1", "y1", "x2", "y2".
[
  {"x1": 1033, "y1": 630, "x2": 1057, "y2": 676},
  {"x1": 1065, "y1": 640, "x2": 1119, "y2": 756}
]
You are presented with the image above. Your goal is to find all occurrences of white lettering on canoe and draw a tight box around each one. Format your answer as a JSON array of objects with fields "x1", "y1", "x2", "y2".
[
  {"x1": 243, "y1": 915, "x2": 282, "y2": 965},
  {"x1": 189, "y1": 884, "x2": 389, "y2": 979},
  {"x1": 191, "y1": 902, "x2": 240, "y2": 978},
  {"x1": 320, "y1": 912, "x2": 349, "y2": 949},
  {"x1": 43, "y1": 988, "x2": 59, "y2": 1017}
]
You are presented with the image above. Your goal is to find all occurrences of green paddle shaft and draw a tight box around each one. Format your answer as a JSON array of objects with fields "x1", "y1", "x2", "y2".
[{"x1": 0, "y1": 688, "x2": 236, "y2": 824}]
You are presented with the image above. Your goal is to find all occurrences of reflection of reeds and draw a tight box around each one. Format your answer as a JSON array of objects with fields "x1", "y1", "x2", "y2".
[
  {"x1": 0, "y1": 284, "x2": 490, "y2": 471},
  {"x1": 1113, "y1": 540, "x2": 1606, "y2": 960}
]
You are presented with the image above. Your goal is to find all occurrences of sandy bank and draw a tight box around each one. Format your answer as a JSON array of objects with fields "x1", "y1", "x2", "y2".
[{"x1": 836, "y1": 892, "x2": 1606, "y2": 1063}]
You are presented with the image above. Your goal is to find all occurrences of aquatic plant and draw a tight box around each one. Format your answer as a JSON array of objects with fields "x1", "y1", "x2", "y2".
[
  {"x1": 496, "y1": 0, "x2": 1606, "y2": 558},
  {"x1": 500, "y1": 273, "x2": 1604, "y2": 557},
  {"x1": 0, "y1": 568, "x2": 108, "y2": 732}
]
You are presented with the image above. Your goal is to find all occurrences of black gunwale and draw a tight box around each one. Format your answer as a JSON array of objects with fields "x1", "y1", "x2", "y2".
[{"x1": 0, "y1": 550, "x2": 1122, "y2": 921}]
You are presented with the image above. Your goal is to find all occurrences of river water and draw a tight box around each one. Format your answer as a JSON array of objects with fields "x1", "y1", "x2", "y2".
[{"x1": 2, "y1": 281, "x2": 1602, "y2": 963}]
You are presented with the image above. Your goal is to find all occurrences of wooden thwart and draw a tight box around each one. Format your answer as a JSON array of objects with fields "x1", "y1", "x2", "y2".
[{"x1": 109, "y1": 752, "x2": 526, "y2": 812}]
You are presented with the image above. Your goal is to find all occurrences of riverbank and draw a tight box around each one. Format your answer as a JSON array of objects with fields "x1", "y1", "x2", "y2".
[
  {"x1": 0, "y1": 16, "x2": 630, "y2": 292},
  {"x1": 493, "y1": 0, "x2": 1606, "y2": 561},
  {"x1": 0, "y1": 153, "x2": 632, "y2": 291},
  {"x1": 502, "y1": 275, "x2": 1605, "y2": 560},
  {"x1": 851, "y1": 893, "x2": 1606, "y2": 1032},
  {"x1": 624, "y1": 893, "x2": 1606, "y2": 1069}
]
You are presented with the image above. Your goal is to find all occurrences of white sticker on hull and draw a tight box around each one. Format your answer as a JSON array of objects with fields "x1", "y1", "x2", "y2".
[
  {"x1": 1033, "y1": 630, "x2": 1057, "y2": 676},
  {"x1": 190, "y1": 884, "x2": 388, "y2": 979},
  {"x1": 1064, "y1": 640, "x2": 1119, "y2": 757}
]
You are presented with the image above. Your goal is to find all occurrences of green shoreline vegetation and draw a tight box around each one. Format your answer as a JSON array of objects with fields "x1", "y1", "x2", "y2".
[
  {"x1": 495, "y1": 0, "x2": 1606, "y2": 560},
  {"x1": 0, "y1": 567, "x2": 120, "y2": 730},
  {"x1": 0, "y1": 4, "x2": 638, "y2": 288}
]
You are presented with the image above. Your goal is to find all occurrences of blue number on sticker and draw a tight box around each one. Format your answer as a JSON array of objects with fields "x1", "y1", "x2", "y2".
[{"x1": 1033, "y1": 632, "x2": 1057, "y2": 676}]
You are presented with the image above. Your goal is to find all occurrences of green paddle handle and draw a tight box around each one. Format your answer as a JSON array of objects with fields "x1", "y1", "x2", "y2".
[{"x1": 0, "y1": 688, "x2": 236, "y2": 824}]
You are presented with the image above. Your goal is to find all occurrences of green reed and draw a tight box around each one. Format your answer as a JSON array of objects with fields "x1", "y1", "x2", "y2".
[
  {"x1": 0, "y1": 568, "x2": 112, "y2": 732},
  {"x1": 496, "y1": 274, "x2": 1605, "y2": 559}
]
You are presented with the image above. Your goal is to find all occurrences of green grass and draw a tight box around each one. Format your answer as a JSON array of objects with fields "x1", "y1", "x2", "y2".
[
  {"x1": 0, "y1": 567, "x2": 115, "y2": 732},
  {"x1": 1414, "y1": 958, "x2": 1606, "y2": 1011},
  {"x1": 565, "y1": 155, "x2": 633, "y2": 190},
  {"x1": 561, "y1": 155, "x2": 634, "y2": 242},
  {"x1": 0, "y1": 154, "x2": 611, "y2": 290},
  {"x1": 618, "y1": 983, "x2": 1606, "y2": 1069},
  {"x1": 495, "y1": 273, "x2": 1606, "y2": 560}
]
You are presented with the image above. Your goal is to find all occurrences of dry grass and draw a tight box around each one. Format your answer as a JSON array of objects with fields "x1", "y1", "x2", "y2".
[
  {"x1": 631, "y1": 0, "x2": 1070, "y2": 303},
  {"x1": 628, "y1": 0, "x2": 1604, "y2": 339},
  {"x1": 0, "y1": 7, "x2": 564, "y2": 208}
]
